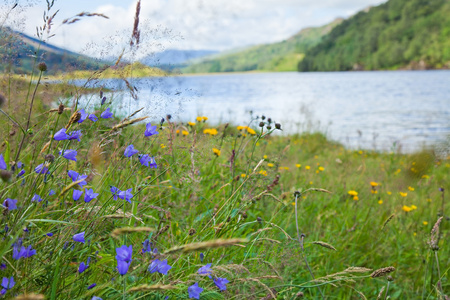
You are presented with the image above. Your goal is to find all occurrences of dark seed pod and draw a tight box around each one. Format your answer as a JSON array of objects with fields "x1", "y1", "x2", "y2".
[
  {"x1": 58, "y1": 103, "x2": 64, "y2": 114},
  {"x1": 38, "y1": 62, "x2": 47, "y2": 72},
  {"x1": 259, "y1": 122, "x2": 265, "y2": 128},
  {"x1": 275, "y1": 123, "x2": 281, "y2": 130}
]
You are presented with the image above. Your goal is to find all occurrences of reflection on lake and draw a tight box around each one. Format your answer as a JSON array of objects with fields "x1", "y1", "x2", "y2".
[{"x1": 73, "y1": 70, "x2": 450, "y2": 152}]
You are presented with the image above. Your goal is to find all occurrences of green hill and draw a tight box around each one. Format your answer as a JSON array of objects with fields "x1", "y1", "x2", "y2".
[
  {"x1": 298, "y1": 0, "x2": 450, "y2": 71},
  {"x1": 183, "y1": 18, "x2": 343, "y2": 73}
]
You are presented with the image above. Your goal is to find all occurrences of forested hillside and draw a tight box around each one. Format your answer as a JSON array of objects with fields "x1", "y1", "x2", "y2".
[{"x1": 298, "y1": 0, "x2": 450, "y2": 71}]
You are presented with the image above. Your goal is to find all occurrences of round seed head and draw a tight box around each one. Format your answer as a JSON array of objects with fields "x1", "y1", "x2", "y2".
[{"x1": 38, "y1": 62, "x2": 47, "y2": 72}]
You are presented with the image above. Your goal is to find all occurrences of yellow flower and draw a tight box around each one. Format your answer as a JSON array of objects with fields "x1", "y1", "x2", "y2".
[
  {"x1": 196, "y1": 116, "x2": 203, "y2": 122},
  {"x1": 237, "y1": 125, "x2": 246, "y2": 131},
  {"x1": 387, "y1": 191, "x2": 392, "y2": 195},
  {"x1": 402, "y1": 205, "x2": 412, "y2": 212},
  {"x1": 259, "y1": 170, "x2": 268, "y2": 176},
  {"x1": 408, "y1": 186, "x2": 414, "y2": 191},
  {"x1": 267, "y1": 163, "x2": 274, "y2": 167},
  {"x1": 378, "y1": 200, "x2": 383, "y2": 204},
  {"x1": 348, "y1": 190, "x2": 358, "y2": 196},
  {"x1": 353, "y1": 196, "x2": 359, "y2": 201},
  {"x1": 182, "y1": 130, "x2": 189, "y2": 136},
  {"x1": 305, "y1": 166, "x2": 310, "y2": 170},
  {"x1": 203, "y1": 128, "x2": 218, "y2": 135},
  {"x1": 176, "y1": 129, "x2": 180, "y2": 134},
  {"x1": 241, "y1": 173, "x2": 246, "y2": 178},
  {"x1": 188, "y1": 121, "x2": 196, "y2": 126},
  {"x1": 314, "y1": 155, "x2": 318, "y2": 159},
  {"x1": 295, "y1": 164, "x2": 301, "y2": 168},
  {"x1": 202, "y1": 116, "x2": 208, "y2": 121},
  {"x1": 246, "y1": 127, "x2": 256, "y2": 135},
  {"x1": 422, "y1": 174, "x2": 429, "y2": 179},
  {"x1": 212, "y1": 148, "x2": 220, "y2": 156},
  {"x1": 316, "y1": 170, "x2": 319, "y2": 174},
  {"x1": 371, "y1": 190, "x2": 378, "y2": 194},
  {"x1": 160, "y1": 144, "x2": 166, "y2": 149},
  {"x1": 427, "y1": 198, "x2": 432, "y2": 202},
  {"x1": 280, "y1": 166, "x2": 289, "y2": 170},
  {"x1": 411, "y1": 205, "x2": 417, "y2": 210},
  {"x1": 370, "y1": 181, "x2": 379, "y2": 187},
  {"x1": 263, "y1": 155, "x2": 267, "y2": 159},
  {"x1": 309, "y1": 181, "x2": 313, "y2": 185},
  {"x1": 399, "y1": 192, "x2": 407, "y2": 197},
  {"x1": 318, "y1": 166, "x2": 325, "y2": 171},
  {"x1": 423, "y1": 221, "x2": 428, "y2": 225}
]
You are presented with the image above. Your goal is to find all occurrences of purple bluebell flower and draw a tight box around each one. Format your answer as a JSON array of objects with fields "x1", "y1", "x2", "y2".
[
  {"x1": 54, "y1": 128, "x2": 69, "y2": 140},
  {"x1": 198, "y1": 263, "x2": 212, "y2": 278},
  {"x1": 46, "y1": 233, "x2": 54, "y2": 237},
  {"x1": 0, "y1": 264, "x2": 6, "y2": 270},
  {"x1": 73, "y1": 190, "x2": 83, "y2": 201},
  {"x1": 73, "y1": 232, "x2": 85, "y2": 243},
  {"x1": 144, "y1": 123, "x2": 159, "y2": 137},
  {"x1": 92, "y1": 297, "x2": 102, "y2": 300},
  {"x1": 87, "y1": 283, "x2": 96, "y2": 290},
  {"x1": 4, "y1": 225, "x2": 8, "y2": 233},
  {"x1": 124, "y1": 145, "x2": 139, "y2": 157},
  {"x1": 88, "y1": 114, "x2": 98, "y2": 122},
  {"x1": 148, "y1": 259, "x2": 172, "y2": 275},
  {"x1": 116, "y1": 245, "x2": 132, "y2": 276},
  {"x1": 35, "y1": 164, "x2": 48, "y2": 174},
  {"x1": 142, "y1": 239, "x2": 152, "y2": 253},
  {"x1": 0, "y1": 154, "x2": 6, "y2": 170},
  {"x1": 68, "y1": 170, "x2": 87, "y2": 187},
  {"x1": 139, "y1": 154, "x2": 151, "y2": 167},
  {"x1": 49, "y1": 189, "x2": 56, "y2": 196},
  {"x1": 110, "y1": 186, "x2": 120, "y2": 200},
  {"x1": 68, "y1": 130, "x2": 82, "y2": 141},
  {"x1": 101, "y1": 96, "x2": 106, "y2": 106},
  {"x1": 78, "y1": 109, "x2": 88, "y2": 123},
  {"x1": 23, "y1": 228, "x2": 29, "y2": 233},
  {"x1": 0, "y1": 276, "x2": 15, "y2": 296},
  {"x1": 101, "y1": 108, "x2": 113, "y2": 119},
  {"x1": 31, "y1": 194, "x2": 42, "y2": 202},
  {"x1": 12, "y1": 244, "x2": 36, "y2": 260},
  {"x1": 17, "y1": 169, "x2": 25, "y2": 177},
  {"x1": 84, "y1": 188, "x2": 99, "y2": 203},
  {"x1": 118, "y1": 188, "x2": 133, "y2": 204},
  {"x1": 60, "y1": 149, "x2": 77, "y2": 161},
  {"x1": 200, "y1": 253, "x2": 204, "y2": 263},
  {"x1": 3, "y1": 198, "x2": 17, "y2": 210},
  {"x1": 188, "y1": 282, "x2": 203, "y2": 299},
  {"x1": 439, "y1": 187, "x2": 444, "y2": 192},
  {"x1": 78, "y1": 261, "x2": 89, "y2": 273},
  {"x1": 149, "y1": 156, "x2": 157, "y2": 168},
  {"x1": 17, "y1": 162, "x2": 23, "y2": 169},
  {"x1": 214, "y1": 277, "x2": 229, "y2": 291}
]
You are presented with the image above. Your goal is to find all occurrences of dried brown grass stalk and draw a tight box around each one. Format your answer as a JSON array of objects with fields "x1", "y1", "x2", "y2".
[
  {"x1": 376, "y1": 286, "x2": 386, "y2": 300},
  {"x1": 312, "y1": 241, "x2": 337, "y2": 251},
  {"x1": 65, "y1": 111, "x2": 81, "y2": 129},
  {"x1": 39, "y1": 141, "x2": 51, "y2": 155},
  {"x1": 111, "y1": 116, "x2": 148, "y2": 132},
  {"x1": 14, "y1": 294, "x2": 45, "y2": 300},
  {"x1": 249, "y1": 228, "x2": 272, "y2": 237},
  {"x1": 111, "y1": 227, "x2": 154, "y2": 238},
  {"x1": 128, "y1": 284, "x2": 175, "y2": 292},
  {"x1": 370, "y1": 266, "x2": 395, "y2": 278},
  {"x1": 255, "y1": 238, "x2": 281, "y2": 244},
  {"x1": 163, "y1": 238, "x2": 247, "y2": 255},
  {"x1": 58, "y1": 179, "x2": 86, "y2": 197},
  {"x1": 47, "y1": 107, "x2": 71, "y2": 113}
]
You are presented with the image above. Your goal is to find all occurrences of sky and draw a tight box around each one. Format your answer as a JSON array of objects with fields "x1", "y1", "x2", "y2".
[{"x1": 2, "y1": 0, "x2": 387, "y2": 59}]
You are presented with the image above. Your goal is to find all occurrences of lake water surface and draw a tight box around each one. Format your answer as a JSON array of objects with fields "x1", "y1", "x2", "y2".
[{"x1": 76, "y1": 70, "x2": 450, "y2": 152}]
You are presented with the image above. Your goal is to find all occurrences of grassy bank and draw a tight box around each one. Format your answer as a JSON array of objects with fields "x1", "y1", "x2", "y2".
[{"x1": 0, "y1": 73, "x2": 448, "y2": 299}]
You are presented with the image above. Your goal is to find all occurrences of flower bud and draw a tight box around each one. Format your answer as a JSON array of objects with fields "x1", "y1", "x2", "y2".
[
  {"x1": 58, "y1": 103, "x2": 64, "y2": 114},
  {"x1": 275, "y1": 123, "x2": 281, "y2": 130},
  {"x1": 38, "y1": 62, "x2": 47, "y2": 72}
]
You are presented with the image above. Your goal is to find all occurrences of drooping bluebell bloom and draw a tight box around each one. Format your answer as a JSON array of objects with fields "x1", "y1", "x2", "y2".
[
  {"x1": 116, "y1": 245, "x2": 132, "y2": 276},
  {"x1": 78, "y1": 261, "x2": 89, "y2": 273},
  {"x1": 84, "y1": 189, "x2": 99, "y2": 203},
  {"x1": 68, "y1": 170, "x2": 88, "y2": 187},
  {"x1": 110, "y1": 186, "x2": 120, "y2": 200},
  {"x1": 148, "y1": 259, "x2": 172, "y2": 275},
  {"x1": 49, "y1": 190, "x2": 56, "y2": 196},
  {"x1": 92, "y1": 297, "x2": 102, "y2": 300},
  {"x1": 149, "y1": 156, "x2": 157, "y2": 168},
  {"x1": 100, "y1": 108, "x2": 113, "y2": 119},
  {"x1": 73, "y1": 190, "x2": 83, "y2": 201},
  {"x1": 101, "y1": 96, "x2": 106, "y2": 106},
  {"x1": 0, "y1": 264, "x2": 6, "y2": 270},
  {"x1": 200, "y1": 253, "x2": 204, "y2": 263},
  {"x1": 188, "y1": 282, "x2": 203, "y2": 299},
  {"x1": 144, "y1": 123, "x2": 159, "y2": 137},
  {"x1": 60, "y1": 149, "x2": 77, "y2": 161},
  {"x1": 73, "y1": 232, "x2": 85, "y2": 243},
  {"x1": 87, "y1": 283, "x2": 96, "y2": 289},
  {"x1": 198, "y1": 263, "x2": 212, "y2": 278},
  {"x1": 213, "y1": 277, "x2": 229, "y2": 291},
  {"x1": 0, "y1": 276, "x2": 15, "y2": 296},
  {"x1": 0, "y1": 154, "x2": 6, "y2": 170},
  {"x1": 88, "y1": 114, "x2": 98, "y2": 122},
  {"x1": 17, "y1": 169, "x2": 25, "y2": 177},
  {"x1": 3, "y1": 198, "x2": 17, "y2": 210},
  {"x1": 78, "y1": 109, "x2": 88, "y2": 123},
  {"x1": 35, "y1": 164, "x2": 48, "y2": 174},
  {"x1": 139, "y1": 154, "x2": 151, "y2": 167},
  {"x1": 31, "y1": 194, "x2": 42, "y2": 202},
  {"x1": 118, "y1": 188, "x2": 133, "y2": 204},
  {"x1": 12, "y1": 244, "x2": 36, "y2": 260},
  {"x1": 17, "y1": 162, "x2": 23, "y2": 169},
  {"x1": 46, "y1": 233, "x2": 54, "y2": 237},
  {"x1": 68, "y1": 130, "x2": 82, "y2": 141},
  {"x1": 54, "y1": 128, "x2": 69, "y2": 140},
  {"x1": 142, "y1": 239, "x2": 152, "y2": 253},
  {"x1": 124, "y1": 145, "x2": 139, "y2": 157}
]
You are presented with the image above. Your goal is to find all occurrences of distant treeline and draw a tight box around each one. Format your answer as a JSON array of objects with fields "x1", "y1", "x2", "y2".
[{"x1": 298, "y1": 0, "x2": 450, "y2": 71}]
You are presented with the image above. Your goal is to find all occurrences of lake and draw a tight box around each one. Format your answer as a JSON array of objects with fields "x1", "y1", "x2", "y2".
[{"x1": 75, "y1": 70, "x2": 450, "y2": 152}]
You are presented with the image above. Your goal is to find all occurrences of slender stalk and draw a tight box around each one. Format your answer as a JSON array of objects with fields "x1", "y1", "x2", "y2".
[
  {"x1": 384, "y1": 281, "x2": 390, "y2": 300},
  {"x1": 434, "y1": 251, "x2": 443, "y2": 297}
]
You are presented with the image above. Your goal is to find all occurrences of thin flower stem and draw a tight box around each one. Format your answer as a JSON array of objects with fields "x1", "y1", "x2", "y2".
[
  {"x1": 434, "y1": 251, "x2": 443, "y2": 296},
  {"x1": 384, "y1": 281, "x2": 390, "y2": 300}
]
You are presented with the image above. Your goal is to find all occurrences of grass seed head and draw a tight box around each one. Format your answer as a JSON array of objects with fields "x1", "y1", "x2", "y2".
[
  {"x1": 428, "y1": 216, "x2": 443, "y2": 251},
  {"x1": 370, "y1": 266, "x2": 395, "y2": 278}
]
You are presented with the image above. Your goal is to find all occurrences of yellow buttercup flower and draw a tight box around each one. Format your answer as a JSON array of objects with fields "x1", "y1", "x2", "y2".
[
  {"x1": 202, "y1": 116, "x2": 208, "y2": 121},
  {"x1": 259, "y1": 170, "x2": 268, "y2": 176},
  {"x1": 263, "y1": 155, "x2": 268, "y2": 159},
  {"x1": 378, "y1": 200, "x2": 383, "y2": 204},
  {"x1": 176, "y1": 129, "x2": 180, "y2": 134},
  {"x1": 196, "y1": 116, "x2": 203, "y2": 122},
  {"x1": 241, "y1": 174, "x2": 246, "y2": 178},
  {"x1": 318, "y1": 166, "x2": 325, "y2": 171},
  {"x1": 353, "y1": 196, "x2": 359, "y2": 201},
  {"x1": 212, "y1": 148, "x2": 220, "y2": 156},
  {"x1": 411, "y1": 205, "x2": 417, "y2": 210},
  {"x1": 160, "y1": 144, "x2": 166, "y2": 149}
]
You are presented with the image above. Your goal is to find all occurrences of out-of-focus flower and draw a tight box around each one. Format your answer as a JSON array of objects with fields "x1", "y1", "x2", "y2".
[
  {"x1": 188, "y1": 282, "x2": 203, "y2": 299},
  {"x1": 60, "y1": 149, "x2": 77, "y2": 161},
  {"x1": 87, "y1": 283, "x2": 96, "y2": 289},
  {"x1": 118, "y1": 189, "x2": 133, "y2": 204},
  {"x1": 78, "y1": 109, "x2": 88, "y2": 123},
  {"x1": 68, "y1": 170, "x2": 88, "y2": 187},
  {"x1": 100, "y1": 108, "x2": 113, "y2": 119},
  {"x1": 116, "y1": 245, "x2": 132, "y2": 276},
  {"x1": 79, "y1": 261, "x2": 89, "y2": 273},
  {"x1": 124, "y1": 145, "x2": 139, "y2": 157},
  {"x1": 12, "y1": 242, "x2": 36, "y2": 260},
  {"x1": 0, "y1": 276, "x2": 15, "y2": 296},
  {"x1": 73, "y1": 190, "x2": 83, "y2": 201},
  {"x1": 32, "y1": 194, "x2": 42, "y2": 202},
  {"x1": 35, "y1": 164, "x2": 49, "y2": 174},
  {"x1": 148, "y1": 259, "x2": 172, "y2": 275},
  {"x1": 0, "y1": 154, "x2": 6, "y2": 170},
  {"x1": 144, "y1": 123, "x2": 159, "y2": 137},
  {"x1": 198, "y1": 263, "x2": 212, "y2": 278},
  {"x1": 110, "y1": 186, "x2": 120, "y2": 200},
  {"x1": 88, "y1": 114, "x2": 98, "y2": 122},
  {"x1": 213, "y1": 148, "x2": 221, "y2": 156},
  {"x1": 214, "y1": 277, "x2": 229, "y2": 291},
  {"x1": 54, "y1": 128, "x2": 69, "y2": 141},
  {"x1": 68, "y1": 130, "x2": 82, "y2": 141},
  {"x1": 3, "y1": 198, "x2": 17, "y2": 210},
  {"x1": 49, "y1": 190, "x2": 56, "y2": 196},
  {"x1": 84, "y1": 189, "x2": 99, "y2": 203},
  {"x1": 73, "y1": 232, "x2": 85, "y2": 243}
]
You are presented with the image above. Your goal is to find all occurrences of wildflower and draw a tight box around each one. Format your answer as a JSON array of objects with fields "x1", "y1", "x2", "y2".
[
  {"x1": 0, "y1": 154, "x2": 6, "y2": 170},
  {"x1": 144, "y1": 123, "x2": 159, "y2": 137},
  {"x1": 87, "y1": 283, "x2": 96, "y2": 290},
  {"x1": 79, "y1": 261, "x2": 89, "y2": 273},
  {"x1": 68, "y1": 130, "x2": 82, "y2": 141},
  {"x1": 188, "y1": 282, "x2": 203, "y2": 299},
  {"x1": 348, "y1": 190, "x2": 358, "y2": 196},
  {"x1": 370, "y1": 182, "x2": 379, "y2": 187},
  {"x1": 241, "y1": 173, "x2": 246, "y2": 178},
  {"x1": 402, "y1": 205, "x2": 412, "y2": 212},
  {"x1": 259, "y1": 170, "x2": 268, "y2": 176},
  {"x1": 198, "y1": 263, "x2": 212, "y2": 278},
  {"x1": 92, "y1": 297, "x2": 102, "y2": 300},
  {"x1": 139, "y1": 154, "x2": 152, "y2": 166},
  {"x1": 295, "y1": 164, "x2": 301, "y2": 168},
  {"x1": 142, "y1": 239, "x2": 152, "y2": 253},
  {"x1": 73, "y1": 190, "x2": 83, "y2": 201},
  {"x1": 12, "y1": 243, "x2": 36, "y2": 260},
  {"x1": 110, "y1": 186, "x2": 121, "y2": 200},
  {"x1": 54, "y1": 128, "x2": 69, "y2": 140},
  {"x1": 387, "y1": 191, "x2": 392, "y2": 195},
  {"x1": 214, "y1": 277, "x2": 229, "y2": 291},
  {"x1": 38, "y1": 62, "x2": 47, "y2": 72},
  {"x1": 149, "y1": 156, "x2": 157, "y2": 168},
  {"x1": 305, "y1": 166, "x2": 310, "y2": 170},
  {"x1": 160, "y1": 144, "x2": 166, "y2": 149},
  {"x1": 49, "y1": 190, "x2": 56, "y2": 196},
  {"x1": 378, "y1": 200, "x2": 383, "y2": 204},
  {"x1": 1, "y1": 276, "x2": 15, "y2": 295},
  {"x1": 353, "y1": 196, "x2": 359, "y2": 201},
  {"x1": 124, "y1": 145, "x2": 139, "y2": 157},
  {"x1": 68, "y1": 170, "x2": 88, "y2": 187},
  {"x1": 212, "y1": 148, "x2": 221, "y2": 156},
  {"x1": 267, "y1": 163, "x2": 274, "y2": 167},
  {"x1": 200, "y1": 253, "x2": 204, "y2": 263},
  {"x1": 60, "y1": 149, "x2": 77, "y2": 161},
  {"x1": 32, "y1": 194, "x2": 42, "y2": 202},
  {"x1": 202, "y1": 116, "x2": 208, "y2": 121},
  {"x1": 73, "y1": 232, "x2": 85, "y2": 243},
  {"x1": 399, "y1": 192, "x2": 407, "y2": 197},
  {"x1": 84, "y1": 189, "x2": 99, "y2": 203},
  {"x1": 196, "y1": 116, "x2": 203, "y2": 122},
  {"x1": 88, "y1": 114, "x2": 98, "y2": 122},
  {"x1": 319, "y1": 166, "x2": 325, "y2": 171},
  {"x1": 3, "y1": 198, "x2": 17, "y2": 210},
  {"x1": 17, "y1": 169, "x2": 25, "y2": 177},
  {"x1": 46, "y1": 233, "x2": 53, "y2": 237},
  {"x1": 246, "y1": 127, "x2": 256, "y2": 135},
  {"x1": 148, "y1": 259, "x2": 172, "y2": 275},
  {"x1": 182, "y1": 130, "x2": 189, "y2": 136},
  {"x1": 118, "y1": 189, "x2": 133, "y2": 204},
  {"x1": 408, "y1": 186, "x2": 414, "y2": 191},
  {"x1": 423, "y1": 221, "x2": 428, "y2": 225},
  {"x1": 116, "y1": 245, "x2": 132, "y2": 276},
  {"x1": 411, "y1": 205, "x2": 417, "y2": 210},
  {"x1": 100, "y1": 108, "x2": 113, "y2": 119},
  {"x1": 78, "y1": 109, "x2": 88, "y2": 123},
  {"x1": 188, "y1": 122, "x2": 196, "y2": 126}
]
